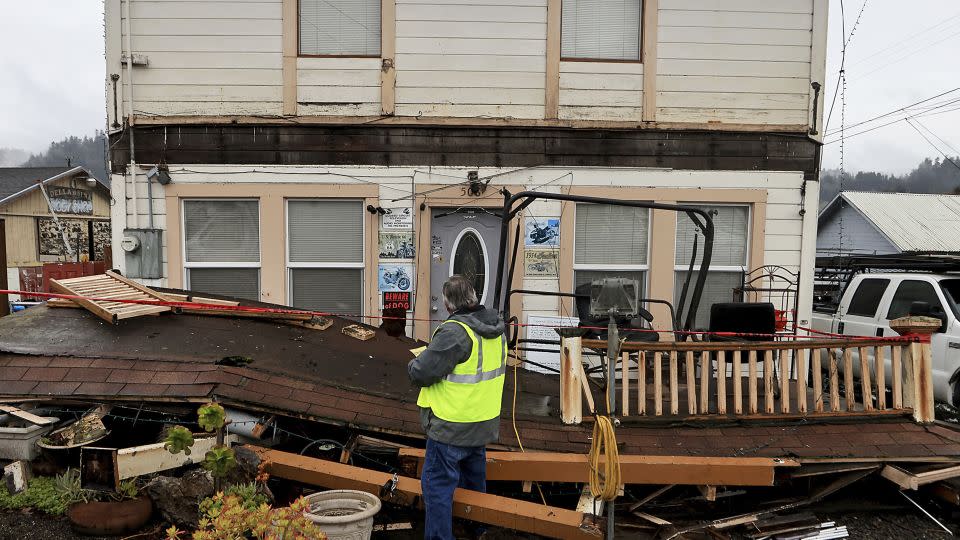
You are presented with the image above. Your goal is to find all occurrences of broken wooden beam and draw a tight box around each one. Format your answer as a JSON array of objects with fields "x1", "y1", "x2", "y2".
[
  {"x1": 398, "y1": 449, "x2": 796, "y2": 486},
  {"x1": 0, "y1": 405, "x2": 55, "y2": 426},
  {"x1": 247, "y1": 446, "x2": 602, "y2": 539},
  {"x1": 881, "y1": 463, "x2": 960, "y2": 491}
]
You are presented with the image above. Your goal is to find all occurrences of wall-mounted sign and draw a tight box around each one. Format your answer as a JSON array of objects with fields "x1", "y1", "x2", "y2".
[
  {"x1": 47, "y1": 187, "x2": 93, "y2": 215},
  {"x1": 382, "y1": 207, "x2": 413, "y2": 230},
  {"x1": 379, "y1": 231, "x2": 415, "y2": 259},
  {"x1": 524, "y1": 249, "x2": 559, "y2": 276},
  {"x1": 525, "y1": 218, "x2": 559, "y2": 248},
  {"x1": 382, "y1": 291, "x2": 412, "y2": 311},
  {"x1": 524, "y1": 315, "x2": 579, "y2": 373},
  {"x1": 378, "y1": 263, "x2": 414, "y2": 292}
]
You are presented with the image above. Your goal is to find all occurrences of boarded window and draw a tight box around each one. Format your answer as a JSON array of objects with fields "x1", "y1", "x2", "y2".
[
  {"x1": 299, "y1": 0, "x2": 381, "y2": 56},
  {"x1": 561, "y1": 0, "x2": 642, "y2": 61},
  {"x1": 287, "y1": 200, "x2": 364, "y2": 315},
  {"x1": 183, "y1": 200, "x2": 260, "y2": 301}
]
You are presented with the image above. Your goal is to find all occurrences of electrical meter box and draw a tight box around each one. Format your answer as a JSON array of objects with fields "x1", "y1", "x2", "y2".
[{"x1": 122, "y1": 228, "x2": 163, "y2": 279}]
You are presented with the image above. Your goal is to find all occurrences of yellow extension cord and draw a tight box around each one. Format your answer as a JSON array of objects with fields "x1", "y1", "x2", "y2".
[{"x1": 588, "y1": 414, "x2": 621, "y2": 501}]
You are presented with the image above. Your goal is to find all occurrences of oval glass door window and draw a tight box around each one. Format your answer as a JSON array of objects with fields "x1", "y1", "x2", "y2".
[{"x1": 451, "y1": 230, "x2": 487, "y2": 301}]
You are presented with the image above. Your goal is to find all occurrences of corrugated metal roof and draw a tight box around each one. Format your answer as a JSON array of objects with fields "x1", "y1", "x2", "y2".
[{"x1": 833, "y1": 191, "x2": 960, "y2": 253}]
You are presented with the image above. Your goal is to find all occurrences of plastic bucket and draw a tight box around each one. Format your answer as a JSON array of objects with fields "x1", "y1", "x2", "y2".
[{"x1": 303, "y1": 490, "x2": 381, "y2": 540}]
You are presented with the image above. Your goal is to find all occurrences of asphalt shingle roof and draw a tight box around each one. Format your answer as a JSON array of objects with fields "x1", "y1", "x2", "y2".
[{"x1": 0, "y1": 167, "x2": 75, "y2": 201}]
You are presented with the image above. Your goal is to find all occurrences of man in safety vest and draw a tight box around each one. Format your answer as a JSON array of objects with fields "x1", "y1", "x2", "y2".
[{"x1": 408, "y1": 275, "x2": 507, "y2": 540}]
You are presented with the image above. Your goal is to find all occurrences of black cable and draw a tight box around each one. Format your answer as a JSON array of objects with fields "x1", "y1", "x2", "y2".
[{"x1": 906, "y1": 119, "x2": 960, "y2": 172}]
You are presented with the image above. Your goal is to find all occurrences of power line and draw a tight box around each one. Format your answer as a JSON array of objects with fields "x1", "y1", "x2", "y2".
[
  {"x1": 905, "y1": 118, "x2": 960, "y2": 172},
  {"x1": 822, "y1": 103, "x2": 960, "y2": 145},
  {"x1": 826, "y1": 0, "x2": 869, "y2": 132},
  {"x1": 854, "y1": 26, "x2": 960, "y2": 81},
  {"x1": 848, "y1": 11, "x2": 960, "y2": 68},
  {"x1": 824, "y1": 88, "x2": 960, "y2": 137},
  {"x1": 912, "y1": 118, "x2": 960, "y2": 158}
]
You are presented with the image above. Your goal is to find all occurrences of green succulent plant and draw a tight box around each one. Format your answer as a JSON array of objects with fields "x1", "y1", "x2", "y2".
[
  {"x1": 202, "y1": 446, "x2": 237, "y2": 478},
  {"x1": 164, "y1": 425, "x2": 195, "y2": 455},
  {"x1": 197, "y1": 403, "x2": 227, "y2": 433}
]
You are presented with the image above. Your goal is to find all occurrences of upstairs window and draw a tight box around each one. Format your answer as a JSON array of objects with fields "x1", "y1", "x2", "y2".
[
  {"x1": 299, "y1": 0, "x2": 381, "y2": 57},
  {"x1": 561, "y1": 0, "x2": 642, "y2": 61}
]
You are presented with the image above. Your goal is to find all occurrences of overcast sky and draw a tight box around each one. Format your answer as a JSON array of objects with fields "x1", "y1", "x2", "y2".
[{"x1": 0, "y1": 1, "x2": 957, "y2": 175}]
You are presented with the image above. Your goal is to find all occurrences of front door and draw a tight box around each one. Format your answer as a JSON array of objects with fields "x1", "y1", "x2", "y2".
[{"x1": 429, "y1": 208, "x2": 502, "y2": 334}]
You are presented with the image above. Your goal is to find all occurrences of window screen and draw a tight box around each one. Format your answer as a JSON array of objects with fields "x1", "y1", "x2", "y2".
[
  {"x1": 575, "y1": 204, "x2": 648, "y2": 265},
  {"x1": 676, "y1": 206, "x2": 749, "y2": 267},
  {"x1": 299, "y1": 0, "x2": 381, "y2": 56},
  {"x1": 288, "y1": 200, "x2": 363, "y2": 263},
  {"x1": 187, "y1": 268, "x2": 260, "y2": 301},
  {"x1": 887, "y1": 280, "x2": 944, "y2": 320},
  {"x1": 674, "y1": 271, "x2": 743, "y2": 329},
  {"x1": 561, "y1": 0, "x2": 642, "y2": 61},
  {"x1": 846, "y1": 278, "x2": 889, "y2": 317},
  {"x1": 183, "y1": 200, "x2": 259, "y2": 263}
]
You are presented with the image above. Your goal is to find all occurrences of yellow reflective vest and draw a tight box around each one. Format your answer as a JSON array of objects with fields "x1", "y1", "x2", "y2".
[{"x1": 416, "y1": 320, "x2": 507, "y2": 423}]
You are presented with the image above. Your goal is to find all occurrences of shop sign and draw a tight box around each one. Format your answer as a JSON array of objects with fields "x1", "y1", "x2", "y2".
[{"x1": 48, "y1": 187, "x2": 93, "y2": 215}]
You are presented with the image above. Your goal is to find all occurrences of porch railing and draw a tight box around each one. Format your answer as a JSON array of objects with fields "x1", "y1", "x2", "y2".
[{"x1": 558, "y1": 317, "x2": 938, "y2": 425}]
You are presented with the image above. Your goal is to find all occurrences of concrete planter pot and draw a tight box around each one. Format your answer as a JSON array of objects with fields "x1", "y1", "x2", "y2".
[
  {"x1": 0, "y1": 414, "x2": 58, "y2": 461},
  {"x1": 67, "y1": 495, "x2": 153, "y2": 536},
  {"x1": 303, "y1": 490, "x2": 381, "y2": 540}
]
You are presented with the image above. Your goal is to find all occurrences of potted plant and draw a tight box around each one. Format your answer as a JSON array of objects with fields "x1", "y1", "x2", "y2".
[
  {"x1": 56, "y1": 469, "x2": 153, "y2": 536},
  {"x1": 164, "y1": 402, "x2": 235, "y2": 491}
]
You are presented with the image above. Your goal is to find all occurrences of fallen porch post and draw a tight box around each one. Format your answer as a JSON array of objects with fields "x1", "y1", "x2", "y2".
[{"x1": 247, "y1": 446, "x2": 602, "y2": 539}]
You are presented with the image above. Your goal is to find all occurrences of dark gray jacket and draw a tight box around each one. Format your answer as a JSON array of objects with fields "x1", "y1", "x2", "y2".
[{"x1": 407, "y1": 305, "x2": 505, "y2": 447}]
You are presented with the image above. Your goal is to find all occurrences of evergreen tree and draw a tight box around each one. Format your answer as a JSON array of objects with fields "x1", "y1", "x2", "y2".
[{"x1": 21, "y1": 132, "x2": 108, "y2": 182}]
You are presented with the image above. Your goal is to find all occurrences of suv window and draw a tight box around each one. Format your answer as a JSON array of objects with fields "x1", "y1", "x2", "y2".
[
  {"x1": 847, "y1": 278, "x2": 889, "y2": 317},
  {"x1": 886, "y1": 280, "x2": 944, "y2": 320}
]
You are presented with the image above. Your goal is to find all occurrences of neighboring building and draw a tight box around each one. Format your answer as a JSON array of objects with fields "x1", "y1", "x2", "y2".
[
  {"x1": 104, "y1": 0, "x2": 828, "y2": 338},
  {"x1": 0, "y1": 166, "x2": 112, "y2": 290},
  {"x1": 817, "y1": 192, "x2": 960, "y2": 257}
]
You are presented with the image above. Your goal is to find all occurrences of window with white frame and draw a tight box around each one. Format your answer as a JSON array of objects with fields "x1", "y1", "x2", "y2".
[
  {"x1": 674, "y1": 205, "x2": 750, "y2": 329},
  {"x1": 287, "y1": 199, "x2": 364, "y2": 315},
  {"x1": 561, "y1": 0, "x2": 642, "y2": 61},
  {"x1": 299, "y1": 0, "x2": 381, "y2": 56},
  {"x1": 574, "y1": 204, "x2": 649, "y2": 311},
  {"x1": 183, "y1": 200, "x2": 261, "y2": 301}
]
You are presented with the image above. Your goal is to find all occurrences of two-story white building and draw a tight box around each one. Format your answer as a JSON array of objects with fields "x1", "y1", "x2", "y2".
[{"x1": 104, "y1": 0, "x2": 827, "y2": 342}]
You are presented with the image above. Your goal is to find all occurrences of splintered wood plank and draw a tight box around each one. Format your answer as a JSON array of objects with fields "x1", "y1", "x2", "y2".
[
  {"x1": 621, "y1": 352, "x2": 630, "y2": 417},
  {"x1": 577, "y1": 359, "x2": 596, "y2": 415},
  {"x1": 748, "y1": 350, "x2": 758, "y2": 414},
  {"x1": 638, "y1": 352, "x2": 646, "y2": 416},
  {"x1": 764, "y1": 350, "x2": 774, "y2": 413},
  {"x1": 686, "y1": 351, "x2": 697, "y2": 415},
  {"x1": 844, "y1": 348, "x2": 855, "y2": 411},
  {"x1": 733, "y1": 350, "x2": 743, "y2": 415},
  {"x1": 669, "y1": 351, "x2": 679, "y2": 415},
  {"x1": 859, "y1": 346, "x2": 874, "y2": 411},
  {"x1": 0, "y1": 405, "x2": 54, "y2": 425},
  {"x1": 560, "y1": 338, "x2": 583, "y2": 425},
  {"x1": 780, "y1": 350, "x2": 790, "y2": 414},
  {"x1": 717, "y1": 351, "x2": 727, "y2": 415},
  {"x1": 875, "y1": 346, "x2": 886, "y2": 410},
  {"x1": 829, "y1": 349, "x2": 841, "y2": 412},
  {"x1": 892, "y1": 345, "x2": 903, "y2": 409},
  {"x1": 796, "y1": 349, "x2": 807, "y2": 414},
  {"x1": 700, "y1": 351, "x2": 710, "y2": 414},
  {"x1": 654, "y1": 352, "x2": 663, "y2": 416},
  {"x1": 813, "y1": 348, "x2": 824, "y2": 413}
]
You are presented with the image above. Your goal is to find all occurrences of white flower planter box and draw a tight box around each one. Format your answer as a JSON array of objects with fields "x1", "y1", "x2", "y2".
[{"x1": 0, "y1": 413, "x2": 58, "y2": 461}]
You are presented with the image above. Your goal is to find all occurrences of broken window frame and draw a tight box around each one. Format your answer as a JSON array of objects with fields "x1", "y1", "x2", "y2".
[{"x1": 181, "y1": 198, "x2": 262, "y2": 301}]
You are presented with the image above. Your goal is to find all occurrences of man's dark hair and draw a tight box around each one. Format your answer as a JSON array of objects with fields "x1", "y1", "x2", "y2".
[{"x1": 443, "y1": 275, "x2": 479, "y2": 312}]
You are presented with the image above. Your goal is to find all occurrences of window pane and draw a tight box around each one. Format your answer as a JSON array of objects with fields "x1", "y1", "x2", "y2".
[
  {"x1": 187, "y1": 268, "x2": 260, "y2": 301},
  {"x1": 299, "y1": 0, "x2": 381, "y2": 56},
  {"x1": 674, "y1": 271, "x2": 743, "y2": 329},
  {"x1": 184, "y1": 200, "x2": 259, "y2": 263},
  {"x1": 574, "y1": 270, "x2": 645, "y2": 317},
  {"x1": 288, "y1": 200, "x2": 364, "y2": 263},
  {"x1": 847, "y1": 278, "x2": 890, "y2": 317},
  {"x1": 575, "y1": 205, "x2": 648, "y2": 265},
  {"x1": 561, "y1": 0, "x2": 641, "y2": 60},
  {"x1": 676, "y1": 206, "x2": 749, "y2": 267},
  {"x1": 291, "y1": 268, "x2": 363, "y2": 315},
  {"x1": 887, "y1": 280, "x2": 943, "y2": 320},
  {"x1": 453, "y1": 231, "x2": 486, "y2": 300}
]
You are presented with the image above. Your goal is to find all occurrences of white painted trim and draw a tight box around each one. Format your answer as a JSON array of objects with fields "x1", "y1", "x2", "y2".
[
  {"x1": 286, "y1": 262, "x2": 365, "y2": 269},
  {"x1": 448, "y1": 226, "x2": 491, "y2": 305}
]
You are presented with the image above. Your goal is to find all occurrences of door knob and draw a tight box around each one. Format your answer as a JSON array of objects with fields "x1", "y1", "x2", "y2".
[{"x1": 431, "y1": 305, "x2": 439, "y2": 313}]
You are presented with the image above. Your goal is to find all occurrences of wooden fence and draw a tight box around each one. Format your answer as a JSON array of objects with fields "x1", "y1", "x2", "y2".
[{"x1": 558, "y1": 320, "x2": 937, "y2": 424}]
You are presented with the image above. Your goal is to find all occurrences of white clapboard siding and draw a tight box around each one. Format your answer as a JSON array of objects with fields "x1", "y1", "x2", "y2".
[
  {"x1": 131, "y1": 36, "x2": 281, "y2": 53},
  {"x1": 658, "y1": 10, "x2": 812, "y2": 30},
  {"x1": 655, "y1": 108, "x2": 809, "y2": 125},
  {"x1": 132, "y1": 101, "x2": 284, "y2": 116},
  {"x1": 659, "y1": 27, "x2": 812, "y2": 46},
  {"x1": 558, "y1": 61, "x2": 643, "y2": 121},
  {"x1": 130, "y1": 52, "x2": 282, "y2": 70},
  {"x1": 133, "y1": 69, "x2": 282, "y2": 86},
  {"x1": 128, "y1": 1, "x2": 280, "y2": 19},
  {"x1": 561, "y1": 73, "x2": 643, "y2": 91},
  {"x1": 133, "y1": 85, "x2": 282, "y2": 102},
  {"x1": 658, "y1": 59, "x2": 810, "y2": 78},
  {"x1": 658, "y1": 76, "x2": 809, "y2": 94},
  {"x1": 658, "y1": 44, "x2": 810, "y2": 63},
  {"x1": 129, "y1": 18, "x2": 282, "y2": 36},
  {"x1": 297, "y1": 58, "x2": 381, "y2": 113},
  {"x1": 395, "y1": 0, "x2": 547, "y2": 119},
  {"x1": 663, "y1": 0, "x2": 812, "y2": 13},
  {"x1": 658, "y1": 92, "x2": 808, "y2": 109},
  {"x1": 560, "y1": 90, "x2": 641, "y2": 108},
  {"x1": 558, "y1": 106, "x2": 643, "y2": 121}
]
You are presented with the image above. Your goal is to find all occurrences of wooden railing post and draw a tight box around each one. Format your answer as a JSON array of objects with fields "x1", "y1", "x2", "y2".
[
  {"x1": 560, "y1": 336, "x2": 583, "y2": 425},
  {"x1": 890, "y1": 316, "x2": 940, "y2": 424}
]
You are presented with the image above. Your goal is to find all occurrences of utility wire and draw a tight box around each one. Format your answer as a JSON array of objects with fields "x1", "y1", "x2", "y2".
[
  {"x1": 825, "y1": 0, "x2": 869, "y2": 132},
  {"x1": 849, "y1": 12, "x2": 960, "y2": 68},
  {"x1": 823, "y1": 101, "x2": 960, "y2": 145},
  {"x1": 824, "y1": 88, "x2": 960, "y2": 138},
  {"x1": 906, "y1": 118, "x2": 960, "y2": 172}
]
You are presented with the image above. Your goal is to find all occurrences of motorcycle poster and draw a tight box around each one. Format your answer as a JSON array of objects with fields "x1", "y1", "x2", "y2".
[
  {"x1": 379, "y1": 231, "x2": 415, "y2": 259},
  {"x1": 524, "y1": 249, "x2": 559, "y2": 276},
  {"x1": 524, "y1": 218, "x2": 560, "y2": 248},
  {"x1": 378, "y1": 263, "x2": 414, "y2": 292}
]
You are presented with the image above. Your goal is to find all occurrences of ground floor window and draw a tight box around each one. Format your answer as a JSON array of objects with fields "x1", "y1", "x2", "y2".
[
  {"x1": 674, "y1": 205, "x2": 749, "y2": 329},
  {"x1": 573, "y1": 204, "x2": 649, "y2": 314},
  {"x1": 287, "y1": 199, "x2": 364, "y2": 315},
  {"x1": 182, "y1": 199, "x2": 261, "y2": 301}
]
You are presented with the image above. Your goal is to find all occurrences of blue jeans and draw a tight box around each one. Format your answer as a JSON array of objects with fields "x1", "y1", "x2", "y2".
[{"x1": 422, "y1": 438, "x2": 486, "y2": 540}]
